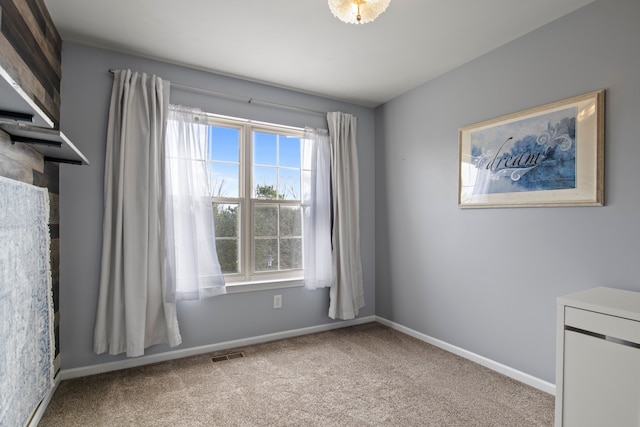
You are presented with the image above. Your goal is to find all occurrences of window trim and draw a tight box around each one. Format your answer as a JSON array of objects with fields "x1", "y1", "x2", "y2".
[{"x1": 225, "y1": 278, "x2": 304, "y2": 294}]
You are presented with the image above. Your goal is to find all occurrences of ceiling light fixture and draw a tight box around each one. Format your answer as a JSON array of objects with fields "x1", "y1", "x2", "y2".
[{"x1": 328, "y1": 0, "x2": 390, "y2": 25}]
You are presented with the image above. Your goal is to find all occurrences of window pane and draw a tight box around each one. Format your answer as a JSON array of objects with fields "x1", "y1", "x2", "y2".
[
  {"x1": 213, "y1": 203, "x2": 238, "y2": 238},
  {"x1": 280, "y1": 238, "x2": 302, "y2": 270},
  {"x1": 280, "y1": 137, "x2": 300, "y2": 168},
  {"x1": 278, "y1": 169, "x2": 301, "y2": 200},
  {"x1": 210, "y1": 163, "x2": 240, "y2": 198},
  {"x1": 213, "y1": 203, "x2": 239, "y2": 274},
  {"x1": 208, "y1": 126, "x2": 239, "y2": 162},
  {"x1": 216, "y1": 239, "x2": 239, "y2": 274},
  {"x1": 279, "y1": 206, "x2": 301, "y2": 237},
  {"x1": 254, "y1": 204, "x2": 278, "y2": 237},
  {"x1": 255, "y1": 238, "x2": 278, "y2": 272},
  {"x1": 207, "y1": 125, "x2": 240, "y2": 198},
  {"x1": 254, "y1": 132, "x2": 277, "y2": 166},
  {"x1": 254, "y1": 167, "x2": 278, "y2": 199}
]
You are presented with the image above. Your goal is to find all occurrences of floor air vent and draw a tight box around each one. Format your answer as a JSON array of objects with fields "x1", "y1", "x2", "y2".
[{"x1": 212, "y1": 352, "x2": 245, "y2": 363}]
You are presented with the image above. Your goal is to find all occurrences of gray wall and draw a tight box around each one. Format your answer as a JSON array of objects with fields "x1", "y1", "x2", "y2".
[
  {"x1": 59, "y1": 42, "x2": 376, "y2": 370},
  {"x1": 375, "y1": 0, "x2": 640, "y2": 384}
]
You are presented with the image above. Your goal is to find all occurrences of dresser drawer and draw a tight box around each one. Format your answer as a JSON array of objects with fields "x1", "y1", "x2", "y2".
[
  {"x1": 557, "y1": 288, "x2": 640, "y2": 427},
  {"x1": 565, "y1": 306, "x2": 640, "y2": 345}
]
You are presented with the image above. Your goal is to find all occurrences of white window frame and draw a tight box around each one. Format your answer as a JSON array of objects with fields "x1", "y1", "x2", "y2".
[{"x1": 201, "y1": 112, "x2": 305, "y2": 292}]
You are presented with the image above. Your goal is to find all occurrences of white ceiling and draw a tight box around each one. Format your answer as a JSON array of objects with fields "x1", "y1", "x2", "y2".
[{"x1": 44, "y1": 0, "x2": 595, "y2": 107}]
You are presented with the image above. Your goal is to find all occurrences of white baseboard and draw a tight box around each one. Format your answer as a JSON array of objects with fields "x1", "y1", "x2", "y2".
[
  {"x1": 375, "y1": 316, "x2": 556, "y2": 396},
  {"x1": 60, "y1": 316, "x2": 377, "y2": 380}
]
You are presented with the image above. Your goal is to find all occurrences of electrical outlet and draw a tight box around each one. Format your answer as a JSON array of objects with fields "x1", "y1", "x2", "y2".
[{"x1": 273, "y1": 294, "x2": 282, "y2": 309}]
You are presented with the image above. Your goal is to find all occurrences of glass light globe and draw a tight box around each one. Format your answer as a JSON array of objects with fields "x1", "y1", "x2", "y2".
[{"x1": 328, "y1": 0, "x2": 391, "y2": 24}]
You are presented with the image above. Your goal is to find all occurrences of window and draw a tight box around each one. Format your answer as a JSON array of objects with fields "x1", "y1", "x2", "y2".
[{"x1": 197, "y1": 114, "x2": 305, "y2": 286}]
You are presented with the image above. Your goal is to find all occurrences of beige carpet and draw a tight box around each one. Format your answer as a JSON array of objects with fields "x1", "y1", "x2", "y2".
[{"x1": 39, "y1": 323, "x2": 554, "y2": 426}]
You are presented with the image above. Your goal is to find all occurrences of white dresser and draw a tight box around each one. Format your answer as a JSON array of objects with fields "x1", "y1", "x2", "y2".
[{"x1": 555, "y1": 287, "x2": 640, "y2": 427}]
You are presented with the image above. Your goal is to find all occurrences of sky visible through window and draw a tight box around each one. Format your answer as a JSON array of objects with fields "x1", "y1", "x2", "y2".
[
  {"x1": 207, "y1": 126, "x2": 239, "y2": 198},
  {"x1": 206, "y1": 125, "x2": 301, "y2": 200}
]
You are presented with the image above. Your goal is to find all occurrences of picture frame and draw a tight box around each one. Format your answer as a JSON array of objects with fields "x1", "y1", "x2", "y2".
[{"x1": 458, "y1": 90, "x2": 604, "y2": 208}]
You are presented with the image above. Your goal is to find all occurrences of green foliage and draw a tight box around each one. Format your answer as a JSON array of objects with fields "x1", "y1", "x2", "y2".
[
  {"x1": 212, "y1": 185, "x2": 303, "y2": 275},
  {"x1": 253, "y1": 203, "x2": 302, "y2": 272},
  {"x1": 213, "y1": 203, "x2": 239, "y2": 273},
  {"x1": 255, "y1": 184, "x2": 283, "y2": 199}
]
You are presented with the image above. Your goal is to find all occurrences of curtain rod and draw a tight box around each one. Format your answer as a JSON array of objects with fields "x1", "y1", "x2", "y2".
[{"x1": 108, "y1": 69, "x2": 326, "y2": 117}]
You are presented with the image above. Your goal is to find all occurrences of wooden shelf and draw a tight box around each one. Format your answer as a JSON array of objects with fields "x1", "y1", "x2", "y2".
[
  {"x1": 0, "y1": 63, "x2": 88, "y2": 165},
  {"x1": 0, "y1": 65, "x2": 54, "y2": 129},
  {"x1": 0, "y1": 123, "x2": 89, "y2": 165}
]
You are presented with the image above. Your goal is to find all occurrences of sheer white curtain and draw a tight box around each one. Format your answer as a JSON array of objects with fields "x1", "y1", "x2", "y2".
[
  {"x1": 302, "y1": 127, "x2": 334, "y2": 290},
  {"x1": 165, "y1": 106, "x2": 226, "y2": 301},
  {"x1": 327, "y1": 112, "x2": 365, "y2": 320},
  {"x1": 94, "y1": 70, "x2": 181, "y2": 357}
]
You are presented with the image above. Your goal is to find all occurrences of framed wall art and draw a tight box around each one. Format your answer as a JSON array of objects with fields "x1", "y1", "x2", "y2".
[{"x1": 458, "y1": 90, "x2": 604, "y2": 208}]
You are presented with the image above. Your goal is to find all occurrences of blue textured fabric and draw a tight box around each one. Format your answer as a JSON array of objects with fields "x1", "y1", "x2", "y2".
[{"x1": 0, "y1": 176, "x2": 53, "y2": 427}]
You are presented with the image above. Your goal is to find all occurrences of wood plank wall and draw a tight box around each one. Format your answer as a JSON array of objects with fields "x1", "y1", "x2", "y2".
[
  {"x1": 0, "y1": 0, "x2": 62, "y2": 373},
  {"x1": 0, "y1": 0, "x2": 61, "y2": 127}
]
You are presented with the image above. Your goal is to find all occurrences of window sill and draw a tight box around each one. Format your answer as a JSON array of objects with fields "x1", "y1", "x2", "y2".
[{"x1": 224, "y1": 278, "x2": 304, "y2": 294}]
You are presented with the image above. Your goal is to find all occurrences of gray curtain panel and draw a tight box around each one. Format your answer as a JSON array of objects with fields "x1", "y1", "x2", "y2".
[
  {"x1": 327, "y1": 111, "x2": 365, "y2": 320},
  {"x1": 94, "y1": 70, "x2": 181, "y2": 357}
]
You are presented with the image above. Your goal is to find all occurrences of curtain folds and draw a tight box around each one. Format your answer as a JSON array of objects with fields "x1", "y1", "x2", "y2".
[
  {"x1": 165, "y1": 106, "x2": 226, "y2": 301},
  {"x1": 302, "y1": 127, "x2": 334, "y2": 290},
  {"x1": 326, "y1": 112, "x2": 365, "y2": 320},
  {"x1": 94, "y1": 70, "x2": 181, "y2": 357}
]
